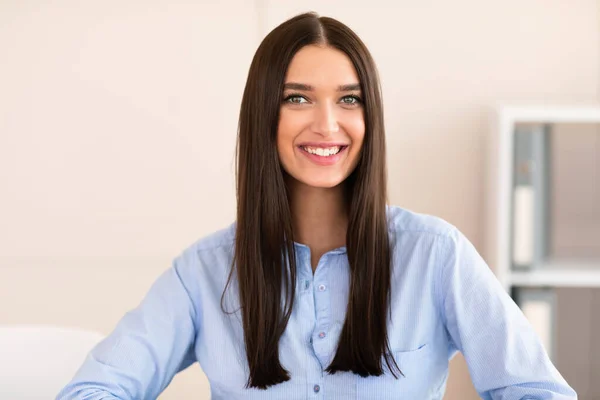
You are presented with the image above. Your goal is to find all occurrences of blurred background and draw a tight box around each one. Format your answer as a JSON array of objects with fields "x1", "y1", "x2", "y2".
[{"x1": 1, "y1": 1, "x2": 598, "y2": 399}]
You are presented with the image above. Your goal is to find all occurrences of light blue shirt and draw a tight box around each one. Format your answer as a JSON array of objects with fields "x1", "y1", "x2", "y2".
[{"x1": 56, "y1": 205, "x2": 576, "y2": 399}]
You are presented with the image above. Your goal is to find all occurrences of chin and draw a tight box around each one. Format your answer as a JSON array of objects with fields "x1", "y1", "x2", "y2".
[{"x1": 298, "y1": 175, "x2": 346, "y2": 189}]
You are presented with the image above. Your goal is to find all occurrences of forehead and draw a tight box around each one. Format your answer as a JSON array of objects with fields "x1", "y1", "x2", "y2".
[{"x1": 284, "y1": 45, "x2": 360, "y2": 87}]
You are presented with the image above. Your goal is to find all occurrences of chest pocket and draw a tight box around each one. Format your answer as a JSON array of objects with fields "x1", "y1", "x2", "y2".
[{"x1": 355, "y1": 344, "x2": 432, "y2": 399}]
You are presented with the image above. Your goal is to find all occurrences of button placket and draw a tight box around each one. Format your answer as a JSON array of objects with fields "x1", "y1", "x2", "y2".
[
  {"x1": 301, "y1": 245, "x2": 324, "y2": 391},
  {"x1": 312, "y1": 255, "x2": 332, "y2": 366}
]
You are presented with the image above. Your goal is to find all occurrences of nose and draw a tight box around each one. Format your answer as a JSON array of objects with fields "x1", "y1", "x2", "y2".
[{"x1": 312, "y1": 102, "x2": 339, "y2": 136}]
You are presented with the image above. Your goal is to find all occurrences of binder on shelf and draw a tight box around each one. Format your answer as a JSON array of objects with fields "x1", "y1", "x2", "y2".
[
  {"x1": 511, "y1": 124, "x2": 551, "y2": 269},
  {"x1": 514, "y1": 287, "x2": 556, "y2": 361}
]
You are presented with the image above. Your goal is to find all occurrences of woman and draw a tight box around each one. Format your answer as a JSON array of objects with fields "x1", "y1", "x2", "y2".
[{"x1": 57, "y1": 12, "x2": 576, "y2": 400}]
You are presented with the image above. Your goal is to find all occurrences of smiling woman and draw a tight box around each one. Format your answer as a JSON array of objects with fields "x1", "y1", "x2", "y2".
[
  {"x1": 232, "y1": 12, "x2": 395, "y2": 390},
  {"x1": 56, "y1": 11, "x2": 577, "y2": 400}
]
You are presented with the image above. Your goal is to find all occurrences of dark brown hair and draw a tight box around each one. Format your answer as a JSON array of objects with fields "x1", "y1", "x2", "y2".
[{"x1": 221, "y1": 11, "x2": 400, "y2": 390}]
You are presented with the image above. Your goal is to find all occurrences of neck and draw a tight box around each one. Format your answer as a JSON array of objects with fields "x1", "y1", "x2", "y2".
[{"x1": 286, "y1": 176, "x2": 348, "y2": 252}]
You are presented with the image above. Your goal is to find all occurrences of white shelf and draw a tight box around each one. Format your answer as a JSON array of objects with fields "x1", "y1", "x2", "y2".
[
  {"x1": 509, "y1": 260, "x2": 600, "y2": 288},
  {"x1": 496, "y1": 104, "x2": 600, "y2": 123},
  {"x1": 510, "y1": 269, "x2": 600, "y2": 288}
]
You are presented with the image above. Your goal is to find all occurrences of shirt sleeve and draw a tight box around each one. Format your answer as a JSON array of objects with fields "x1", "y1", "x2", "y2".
[
  {"x1": 55, "y1": 253, "x2": 199, "y2": 400},
  {"x1": 438, "y1": 227, "x2": 577, "y2": 399}
]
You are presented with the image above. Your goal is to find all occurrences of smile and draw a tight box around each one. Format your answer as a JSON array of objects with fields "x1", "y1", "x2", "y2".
[
  {"x1": 300, "y1": 145, "x2": 345, "y2": 156},
  {"x1": 298, "y1": 145, "x2": 349, "y2": 166}
]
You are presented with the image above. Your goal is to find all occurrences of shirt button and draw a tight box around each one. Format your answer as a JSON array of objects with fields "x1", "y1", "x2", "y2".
[
  {"x1": 318, "y1": 331, "x2": 326, "y2": 338},
  {"x1": 313, "y1": 384, "x2": 320, "y2": 393},
  {"x1": 318, "y1": 284, "x2": 326, "y2": 291}
]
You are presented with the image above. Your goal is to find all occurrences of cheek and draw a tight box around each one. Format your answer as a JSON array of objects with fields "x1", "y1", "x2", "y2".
[
  {"x1": 277, "y1": 112, "x2": 299, "y2": 163},
  {"x1": 278, "y1": 109, "x2": 312, "y2": 148},
  {"x1": 347, "y1": 115, "x2": 365, "y2": 148},
  {"x1": 277, "y1": 111, "x2": 299, "y2": 142}
]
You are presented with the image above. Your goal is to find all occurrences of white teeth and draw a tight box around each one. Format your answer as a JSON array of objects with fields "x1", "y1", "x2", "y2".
[{"x1": 302, "y1": 146, "x2": 342, "y2": 156}]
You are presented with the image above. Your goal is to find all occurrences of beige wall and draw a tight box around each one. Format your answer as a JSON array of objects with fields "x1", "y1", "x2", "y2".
[{"x1": 1, "y1": 1, "x2": 598, "y2": 399}]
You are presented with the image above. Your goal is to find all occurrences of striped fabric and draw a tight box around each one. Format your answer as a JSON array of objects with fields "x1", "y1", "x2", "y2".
[{"x1": 56, "y1": 205, "x2": 576, "y2": 399}]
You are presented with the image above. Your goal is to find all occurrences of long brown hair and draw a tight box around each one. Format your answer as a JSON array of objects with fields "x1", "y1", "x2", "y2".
[{"x1": 221, "y1": 11, "x2": 400, "y2": 390}]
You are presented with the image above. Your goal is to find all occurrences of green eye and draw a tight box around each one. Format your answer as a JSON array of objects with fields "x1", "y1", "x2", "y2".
[
  {"x1": 341, "y1": 95, "x2": 362, "y2": 105},
  {"x1": 284, "y1": 95, "x2": 308, "y2": 104}
]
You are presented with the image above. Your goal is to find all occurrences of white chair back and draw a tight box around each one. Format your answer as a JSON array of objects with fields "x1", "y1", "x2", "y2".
[{"x1": 0, "y1": 324, "x2": 104, "y2": 399}]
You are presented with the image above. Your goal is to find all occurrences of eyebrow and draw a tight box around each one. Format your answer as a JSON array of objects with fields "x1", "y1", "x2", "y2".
[{"x1": 283, "y1": 82, "x2": 361, "y2": 92}]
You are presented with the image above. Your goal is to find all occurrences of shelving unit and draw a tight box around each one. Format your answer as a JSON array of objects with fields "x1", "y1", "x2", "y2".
[
  {"x1": 485, "y1": 104, "x2": 600, "y2": 292},
  {"x1": 484, "y1": 104, "x2": 600, "y2": 395}
]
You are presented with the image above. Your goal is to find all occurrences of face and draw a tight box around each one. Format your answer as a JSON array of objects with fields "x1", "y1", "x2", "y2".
[{"x1": 277, "y1": 45, "x2": 365, "y2": 189}]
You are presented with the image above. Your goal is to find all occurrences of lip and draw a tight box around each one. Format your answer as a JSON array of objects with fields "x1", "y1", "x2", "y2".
[
  {"x1": 297, "y1": 142, "x2": 350, "y2": 148},
  {"x1": 297, "y1": 145, "x2": 348, "y2": 166}
]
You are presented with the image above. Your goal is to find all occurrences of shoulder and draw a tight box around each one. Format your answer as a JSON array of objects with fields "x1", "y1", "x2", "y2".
[
  {"x1": 386, "y1": 205, "x2": 488, "y2": 280},
  {"x1": 171, "y1": 221, "x2": 236, "y2": 282},
  {"x1": 386, "y1": 204, "x2": 457, "y2": 240},
  {"x1": 164, "y1": 222, "x2": 237, "y2": 307},
  {"x1": 385, "y1": 205, "x2": 472, "y2": 265}
]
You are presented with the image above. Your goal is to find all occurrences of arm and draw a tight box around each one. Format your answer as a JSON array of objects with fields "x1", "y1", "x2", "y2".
[
  {"x1": 56, "y1": 254, "x2": 199, "y2": 400},
  {"x1": 438, "y1": 227, "x2": 577, "y2": 399}
]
